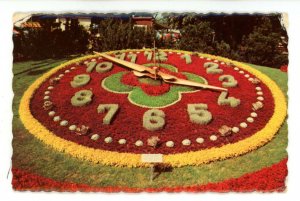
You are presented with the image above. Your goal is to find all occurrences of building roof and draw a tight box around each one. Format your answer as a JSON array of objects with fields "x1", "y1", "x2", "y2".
[
  {"x1": 21, "y1": 22, "x2": 42, "y2": 28},
  {"x1": 132, "y1": 16, "x2": 153, "y2": 20}
]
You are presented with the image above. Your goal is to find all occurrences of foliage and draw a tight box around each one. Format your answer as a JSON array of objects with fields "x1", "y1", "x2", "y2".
[
  {"x1": 14, "y1": 14, "x2": 288, "y2": 67},
  {"x1": 178, "y1": 21, "x2": 215, "y2": 53},
  {"x1": 91, "y1": 18, "x2": 154, "y2": 52},
  {"x1": 161, "y1": 14, "x2": 287, "y2": 68},
  {"x1": 13, "y1": 18, "x2": 89, "y2": 61},
  {"x1": 239, "y1": 17, "x2": 288, "y2": 67}
]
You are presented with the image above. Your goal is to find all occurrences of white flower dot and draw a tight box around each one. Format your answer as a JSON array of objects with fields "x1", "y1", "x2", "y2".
[
  {"x1": 256, "y1": 87, "x2": 262, "y2": 91},
  {"x1": 58, "y1": 74, "x2": 64, "y2": 78},
  {"x1": 135, "y1": 140, "x2": 143, "y2": 147},
  {"x1": 71, "y1": 67, "x2": 76, "y2": 70},
  {"x1": 65, "y1": 70, "x2": 70, "y2": 73},
  {"x1": 240, "y1": 122, "x2": 248, "y2": 128},
  {"x1": 232, "y1": 127, "x2": 240, "y2": 133},
  {"x1": 247, "y1": 117, "x2": 254, "y2": 123},
  {"x1": 239, "y1": 70, "x2": 244, "y2": 74},
  {"x1": 118, "y1": 139, "x2": 126, "y2": 144},
  {"x1": 206, "y1": 58, "x2": 211, "y2": 61},
  {"x1": 60, "y1": 120, "x2": 68, "y2": 126},
  {"x1": 257, "y1": 91, "x2": 263, "y2": 95},
  {"x1": 44, "y1": 96, "x2": 50, "y2": 100},
  {"x1": 214, "y1": 60, "x2": 219, "y2": 63},
  {"x1": 251, "y1": 112, "x2": 258, "y2": 118},
  {"x1": 221, "y1": 62, "x2": 225, "y2": 65},
  {"x1": 234, "y1": 67, "x2": 239, "y2": 71},
  {"x1": 48, "y1": 111, "x2": 55, "y2": 117},
  {"x1": 166, "y1": 141, "x2": 174, "y2": 147},
  {"x1": 91, "y1": 134, "x2": 100, "y2": 141},
  {"x1": 44, "y1": 91, "x2": 50, "y2": 95},
  {"x1": 245, "y1": 74, "x2": 250, "y2": 78},
  {"x1": 53, "y1": 116, "x2": 61, "y2": 122},
  {"x1": 196, "y1": 138, "x2": 204, "y2": 144},
  {"x1": 182, "y1": 139, "x2": 191, "y2": 146},
  {"x1": 248, "y1": 78, "x2": 254, "y2": 82},
  {"x1": 210, "y1": 135, "x2": 218, "y2": 141},
  {"x1": 91, "y1": 59, "x2": 96, "y2": 62},
  {"x1": 257, "y1": 96, "x2": 264, "y2": 101},
  {"x1": 104, "y1": 137, "x2": 113, "y2": 143},
  {"x1": 48, "y1": 86, "x2": 54, "y2": 90},
  {"x1": 69, "y1": 125, "x2": 77, "y2": 131}
]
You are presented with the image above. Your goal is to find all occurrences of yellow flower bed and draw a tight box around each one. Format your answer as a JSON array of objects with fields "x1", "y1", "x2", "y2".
[{"x1": 19, "y1": 49, "x2": 287, "y2": 167}]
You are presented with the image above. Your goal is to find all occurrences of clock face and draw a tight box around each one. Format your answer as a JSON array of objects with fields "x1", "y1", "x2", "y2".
[{"x1": 20, "y1": 49, "x2": 286, "y2": 167}]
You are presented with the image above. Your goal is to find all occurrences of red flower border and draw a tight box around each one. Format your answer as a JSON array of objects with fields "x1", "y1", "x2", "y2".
[
  {"x1": 12, "y1": 158, "x2": 287, "y2": 192},
  {"x1": 280, "y1": 65, "x2": 288, "y2": 72}
]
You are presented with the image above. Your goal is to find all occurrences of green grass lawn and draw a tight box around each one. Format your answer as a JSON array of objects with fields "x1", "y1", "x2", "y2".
[{"x1": 12, "y1": 58, "x2": 288, "y2": 188}]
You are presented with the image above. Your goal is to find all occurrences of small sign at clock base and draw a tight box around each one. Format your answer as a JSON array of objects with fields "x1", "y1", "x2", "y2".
[
  {"x1": 141, "y1": 154, "x2": 164, "y2": 182},
  {"x1": 141, "y1": 154, "x2": 163, "y2": 163}
]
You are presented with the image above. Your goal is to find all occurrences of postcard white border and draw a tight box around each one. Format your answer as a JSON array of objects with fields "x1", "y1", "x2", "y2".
[{"x1": 0, "y1": 1, "x2": 299, "y2": 201}]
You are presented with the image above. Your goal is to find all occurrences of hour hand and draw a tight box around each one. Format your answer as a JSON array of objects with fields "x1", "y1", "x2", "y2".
[
  {"x1": 158, "y1": 71, "x2": 228, "y2": 92},
  {"x1": 134, "y1": 70, "x2": 227, "y2": 92},
  {"x1": 94, "y1": 51, "x2": 155, "y2": 74},
  {"x1": 132, "y1": 71, "x2": 156, "y2": 79}
]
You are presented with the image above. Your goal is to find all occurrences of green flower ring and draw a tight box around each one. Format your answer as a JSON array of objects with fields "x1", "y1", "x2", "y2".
[{"x1": 101, "y1": 63, "x2": 208, "y2": 108}]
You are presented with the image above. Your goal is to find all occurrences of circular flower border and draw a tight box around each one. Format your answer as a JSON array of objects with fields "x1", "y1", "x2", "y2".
[{"x1": 19, "y1": 49, "x2": 287, "y2": 167}]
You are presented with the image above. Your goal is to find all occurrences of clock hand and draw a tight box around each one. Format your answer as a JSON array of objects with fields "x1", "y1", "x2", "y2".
[
  {"x1": 158, "y1": 71, "x2": 228, "y2": 91},
  {"x1": 93, "y1": 51, "x2": 155, "y2": 74},
  {"x1": 94, "y1": 51, "x2": 227, "y2": 92},
  {"x1": 133, "y1": 70, "x2": 227, "y2": 92},
  {"x1": 158, "y1": 71, "x2": 228, "y2": 92},
  {"x1": 132, "y1": 70, "x2": 156, "y2": 79}
]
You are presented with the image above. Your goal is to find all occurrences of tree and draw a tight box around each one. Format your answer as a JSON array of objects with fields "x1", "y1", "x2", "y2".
[
  {"x1": 178, "y1": 21, "x2": 215, "y2": 53},
  {"x1": 92, "y1": 18, "x2": 154, "y2": 52},
  {"x1": 240, "y1": 17, "x2": 288, "y2": 67}
]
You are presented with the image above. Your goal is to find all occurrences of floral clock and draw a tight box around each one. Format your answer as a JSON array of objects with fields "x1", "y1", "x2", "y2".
[{"x1": 19, "y1": 49, "x2": 287, "y2": 167}]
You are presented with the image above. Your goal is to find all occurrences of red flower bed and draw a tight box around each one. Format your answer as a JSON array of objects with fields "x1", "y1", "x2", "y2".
[
  {"x1": 12, "y1": 158, "x2": 287, "y2": 192},
  {"x1": 280, "y1": 65, "x2": 288, "y2": 72},
  {"x1": 121, "y1": 72, "x2": 171, "y2": 96},
  {"x1": 121, "y1": 67, "x2": 189, "y2": 96},
  {"x1": 29, "y1": 52, "x2": 275, "y2": 154}
]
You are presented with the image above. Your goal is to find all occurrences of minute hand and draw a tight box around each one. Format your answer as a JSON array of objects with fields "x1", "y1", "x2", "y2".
[
  {"x1": 94, "y1": 51, "x2": 155, "y2": 74},
  {"x1": 158, "y1": 71, "x2": 228, "y2": 92}
]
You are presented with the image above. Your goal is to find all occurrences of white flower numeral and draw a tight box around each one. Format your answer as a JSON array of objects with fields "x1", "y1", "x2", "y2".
[
  {"x1": 181, "y1": 54, "x2": 192, "y2": 64},
  {"x1": 219, "y1": 75, "x2": 238, "y2": 88},
  {"x1": 218, "y1": 91, "x2": 240, "y2": 107},
  {"x1": 70, "y1": 74, "x2": 90, "y2": 88},
  {"x1": 143, "y1": 109, "x2": 165, "y2": 131},
  {"x1": 204, "y1": 62, "x2": 223, "y2": 74},
  {"x1": 86, "y1": 61, "x2": 113, "y2": 73},
  {"x1": 144, "y1": 51, "x2": 153, "y2": 61},
  {"x1": 127, "y1": 53, "x2": 137, "y2": 63},
  {"x1": 97, "y1": 104, "x2": 119, "y2": 125},
  {"x1": 187, "y1": 104, "x2": 212, "y2": 125},
  {"x1": 115, "y1": 52, "x2": 126, "y2": 60}
]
